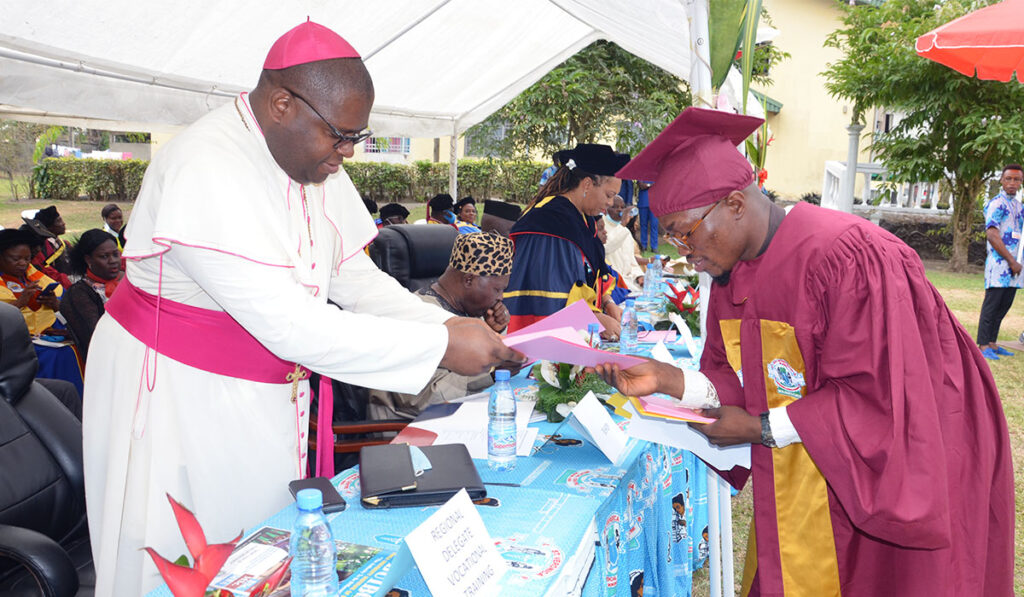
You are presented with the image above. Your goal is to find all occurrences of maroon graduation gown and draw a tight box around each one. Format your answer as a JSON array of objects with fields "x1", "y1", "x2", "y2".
[{"x1": 700, "y1": 203, "x2": 1014, "y2": 597}]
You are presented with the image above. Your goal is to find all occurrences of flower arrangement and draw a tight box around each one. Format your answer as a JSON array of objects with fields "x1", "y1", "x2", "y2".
[
  {"x1": 664, "y1": 279, "x2": 700, "y2": 337},
  {"x1": 143, "y1": 494, "x2": 276, "y2": 597},
  {"x1": 531, "y1": 361, "x2": 612, "y2": 422}
]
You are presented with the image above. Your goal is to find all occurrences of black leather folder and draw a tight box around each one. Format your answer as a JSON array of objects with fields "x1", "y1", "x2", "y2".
[{"x1": 359, "y1": 443, "x2": 486, "y2": 509}]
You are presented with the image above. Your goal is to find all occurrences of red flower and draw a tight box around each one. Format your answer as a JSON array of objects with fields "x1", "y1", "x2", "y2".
[
  {"x1": 757, "y1": 168, "x2": 768, "y2": 187},
  {"x1": 144, "y1": 494, "x2": 242, "y2": 597},
  {"x1": 665, "y1": 284, "x2": 699, "y2": 313}
]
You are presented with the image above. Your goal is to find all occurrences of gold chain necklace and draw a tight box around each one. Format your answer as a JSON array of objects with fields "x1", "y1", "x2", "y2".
[{"x1": 234, "y1": 97, "x2": 251, "y2": 132}]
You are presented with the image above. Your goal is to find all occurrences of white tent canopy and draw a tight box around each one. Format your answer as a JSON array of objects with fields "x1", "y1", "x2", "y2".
[{"x1": 0, "y1": 0, "x2": 695, "y2": 136}]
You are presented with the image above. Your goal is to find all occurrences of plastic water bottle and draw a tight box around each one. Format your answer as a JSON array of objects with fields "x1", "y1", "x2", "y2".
[
  {"x1": 644, "y1": 256, "x2": 663, "y2": 298},
  {"x1": 289, "y1": 489, "x2": 339, "y2": 597},
  {"x1": 488, "y1": 369, "x2": 517, "y2": 471},
  {"x1": 620, "y1": 298, "x2": 639, "y2": 354}
]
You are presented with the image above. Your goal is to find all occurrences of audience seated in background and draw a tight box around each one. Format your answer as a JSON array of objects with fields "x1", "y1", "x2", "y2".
[
  {"x1": 425, "y1": 193, "x2": 457, "y2": 226},
  {"x1": 454, "y1": 196, "x2": 482, "y2": 234},
  {"x1": 0, "y1": 228, "x2": 63, "y2": 336},
  {"x1": 595, "y1": 216, "x2": 632, "y2": 305},
  {"x1": 362, "y1": 196, "x2": 381, "y2": 228},
  {"x1": 60, "y1": 229, "x2": 123, "y2": 363},
  {"x1": 380, "y1": 203, "x2": 409, "y2": 226},
  {"x1": 603, "y1": 195, "x2": 646, "y2": 292},
  {"x1": 369, "y1": 232, "x2": 517, "y2": 419},
  {"x1": 480, "y1": 199, "x2": 522, "y2": 237},
  {"x1": 22, "y1": 205, "x2": 73, "y2": 288},
  {"x1": 101, "y1": 203, "x2": 125, "y2": 250}
]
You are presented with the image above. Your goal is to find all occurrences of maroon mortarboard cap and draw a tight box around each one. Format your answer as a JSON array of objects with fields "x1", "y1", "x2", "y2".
[
  {"x1": 616, "y1": 107, "x2": 763, "y2": 217},
  {"x1": 263, "y1": 19, "x2": 360, "y2": 70}
]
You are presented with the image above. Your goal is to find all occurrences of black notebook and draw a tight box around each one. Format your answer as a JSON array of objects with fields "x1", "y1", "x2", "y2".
[{"x1": 359, "y1": 443, "x2": 486, "y2": 509}]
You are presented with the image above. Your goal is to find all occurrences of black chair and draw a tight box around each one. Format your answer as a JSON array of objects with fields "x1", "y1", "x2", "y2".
[
  {"x1": 0, "y1": 303, "x2": 93, "y2": 597},
  {"x1": 368, "y1": 224, "x2": 458, "y2": 292}
]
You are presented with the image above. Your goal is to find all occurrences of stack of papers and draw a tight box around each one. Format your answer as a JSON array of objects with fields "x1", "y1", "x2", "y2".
[
  {"x1": 627, "y1": 394, "x2": 715, "y2": 424},
  {"x1": 502, "y1": 300, "x2": 644, "y2": 368}
]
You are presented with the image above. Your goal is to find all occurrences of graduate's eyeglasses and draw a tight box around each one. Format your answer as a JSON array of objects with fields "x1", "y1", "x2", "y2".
[
  {"x1": 283, "y1": 87, "x2": 373, "y2": 149},
  {"x1": 666, "y1": 200, "x2": 722, "y2": 252}
]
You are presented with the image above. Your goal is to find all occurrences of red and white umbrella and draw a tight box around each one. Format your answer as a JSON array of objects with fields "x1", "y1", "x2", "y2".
[{"x1": 916, "y1": 0, "x2": 1024, "y2": 82}]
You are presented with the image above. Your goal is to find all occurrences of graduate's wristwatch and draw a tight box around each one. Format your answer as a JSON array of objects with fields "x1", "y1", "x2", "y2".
[{"x1": 759, "y1": 411, "x2": 777, "y2": 448}]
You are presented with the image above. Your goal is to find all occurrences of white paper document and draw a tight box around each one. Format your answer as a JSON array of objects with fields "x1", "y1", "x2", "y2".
[
  {"x1": 623, "y1": 401, "x2": 750, "y2": 470},
  {"x1": 565, "y1": 391, "x2": 630, "y2": 464}
]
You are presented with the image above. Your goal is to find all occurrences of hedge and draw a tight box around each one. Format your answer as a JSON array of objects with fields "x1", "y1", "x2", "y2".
[
  {"x1": 34, "y1": 157, "x2": 147, "y2": 202},
  {"x1": 34, "y1": 156, "x2": 549, "y2": 205},
  {"x1": 349, "y1": 159, "x2": 549, "y2": 204}
]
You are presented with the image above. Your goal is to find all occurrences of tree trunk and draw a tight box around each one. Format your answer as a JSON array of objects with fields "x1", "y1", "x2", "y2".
[{"x1": 949, "y1": 180, "x2": 981, "y2": 272}]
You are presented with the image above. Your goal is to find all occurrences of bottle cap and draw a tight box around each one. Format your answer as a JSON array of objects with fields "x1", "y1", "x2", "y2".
[
  {"x1": 625, "y1": 298, "x2": 635, "y2": 307},
  {"x1": 495, "y1": 369, "x2": 511, "y2": 381},
  {"x1": 587, "y1": 323, "x2": 600, "y2": 333},
  {"x1": 296, "y1": 488, "x2": 323, "y2": 511}
]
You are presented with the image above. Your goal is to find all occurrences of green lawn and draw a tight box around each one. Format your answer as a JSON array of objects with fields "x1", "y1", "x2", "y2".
[{"x1": 1, "y1": 198, "x2": 133, "y2": 242}]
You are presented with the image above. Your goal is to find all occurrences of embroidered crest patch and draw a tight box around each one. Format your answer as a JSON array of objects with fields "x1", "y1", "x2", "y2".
[{"x1": 766, "y1": 358, "x2": 805, "y2": 399}]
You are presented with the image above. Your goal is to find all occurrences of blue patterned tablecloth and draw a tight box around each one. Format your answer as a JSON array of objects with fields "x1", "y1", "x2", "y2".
[{"x1": 149, "y1": 343, "x2": 710, "y2": 597}]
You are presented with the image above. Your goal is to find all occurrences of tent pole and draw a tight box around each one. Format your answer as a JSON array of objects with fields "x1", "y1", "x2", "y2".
[{"x1": 449, "y1": 123, "x2": 458, "y2": 198}]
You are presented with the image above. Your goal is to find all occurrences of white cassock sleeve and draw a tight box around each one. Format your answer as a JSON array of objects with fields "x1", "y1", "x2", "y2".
[
  {"x1": 167, "y1": 245, "x2": 450, "y2": 393},
  {"x1": 328, "y1": 249, "x2": 455, "y2": 325}
]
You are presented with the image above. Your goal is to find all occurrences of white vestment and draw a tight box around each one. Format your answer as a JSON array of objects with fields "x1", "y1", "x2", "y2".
[
  {"x1": 83, "y1": 94, "x2": 451, "y2": 596},
  {"x1": 604, "y1": 218, "x2": 644, "y2": 291}
]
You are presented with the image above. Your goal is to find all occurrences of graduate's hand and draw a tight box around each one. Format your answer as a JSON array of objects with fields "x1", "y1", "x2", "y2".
[
  {"x1": 590, "y1": 358, "x2": 676, "y2": 398},
  {"x1": 1011, "y1": 260, "x2": 1023, "y2": 276},
  {"x1": 689, "y1": 406, "x2": 761, "y2": 446},
  {"x1": 441, "y1": 317, "x2": 526, "y2": 376},
  {"x1": 484, "y1": 301, "x2": 510, "y2": 333}
]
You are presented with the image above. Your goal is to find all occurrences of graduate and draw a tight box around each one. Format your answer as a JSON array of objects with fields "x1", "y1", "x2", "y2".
[
  {"x1": 505, "y1": 143, "x2": 630, "y2": 335},
  {"x1": 594, "y1": 107, "x2": 1014, "y2": 597}
]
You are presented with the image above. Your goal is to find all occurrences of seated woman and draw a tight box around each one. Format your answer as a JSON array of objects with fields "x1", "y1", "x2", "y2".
[
  {"x1": 23, "y1": 205, "x2": 73, "y2": 288},
  {"x1": 101, "y1": 203, "x2": 126, "y2": 250},
  {"x1": 60, "y1": 229, "x2": 123, "y2": 362},
  {"x1": 505, "y1": 143, "x2": 629, "y2": 336},
  {"x1": 0, "y1": 228, "x2": 63, "y2": 335},
  {"x1": 454, "y1": 196, "x2": 482, "y2": 234}
]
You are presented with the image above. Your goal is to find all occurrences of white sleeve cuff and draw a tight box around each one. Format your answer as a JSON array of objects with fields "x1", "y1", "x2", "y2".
[
  {"x1": 676, "y1": 369, "x2": 721, "y2": 409},
  {"x1": 768, "y1": 406, "x2": 802, "y2": 448}
]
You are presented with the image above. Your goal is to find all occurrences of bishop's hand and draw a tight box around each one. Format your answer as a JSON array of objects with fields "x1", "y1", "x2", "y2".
[{"x1": 441, "y1": 317, "x2": 525, "y2": 376}]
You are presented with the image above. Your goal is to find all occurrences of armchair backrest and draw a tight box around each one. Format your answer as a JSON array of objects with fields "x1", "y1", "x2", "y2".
[
  {"x1": 0, "y1": 303, "x2": 86, "y2": 549},
  {"x1": 369, "y1": 224, "x2": 457, "y2": 292}
]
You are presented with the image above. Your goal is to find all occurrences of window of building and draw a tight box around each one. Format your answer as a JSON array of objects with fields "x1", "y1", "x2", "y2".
[{"x1": 364, "y1": 136, "x2": 411, "y2": 154}]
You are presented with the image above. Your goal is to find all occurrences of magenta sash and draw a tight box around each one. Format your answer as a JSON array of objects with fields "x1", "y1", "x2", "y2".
[{"x1": 105, "y1": 278, "x2": 335, "y2": 477}]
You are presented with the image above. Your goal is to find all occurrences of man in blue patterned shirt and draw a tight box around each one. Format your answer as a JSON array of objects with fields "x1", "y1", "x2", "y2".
[{"x1": 977, "y1": 163, "x2": 1023, "y2": 360}]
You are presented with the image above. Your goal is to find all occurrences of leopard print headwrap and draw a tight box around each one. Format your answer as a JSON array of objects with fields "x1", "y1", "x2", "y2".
[{"x1": 449, "y1": 232, "x2": 514, "y2": 276}]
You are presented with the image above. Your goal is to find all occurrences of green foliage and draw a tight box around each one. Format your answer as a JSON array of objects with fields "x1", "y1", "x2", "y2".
[
  {"x1": 32, "y1": 126, "x2": 65, "y2": 164},
  {"x1": 822, "y1": 0, "x2": 1024, "y2": 270},
  {"x1": 34, "y1": 157, "x2": 148, "y2": 202},
  {"x1": 531, "y1": 363, "x2": 613, "y2": 423},
  {"x1": 344, "y1": 161, "x2": 415, "y2": 203},
  {"x1": 710, "y1": 0, "x2": 747, "y2": 89},
  {"x1": 468, "y1": 40, "x2": 691, "y2": 158},
  {"x1": 346, "y1": 159, "x2": 549, "y2": 205}
]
